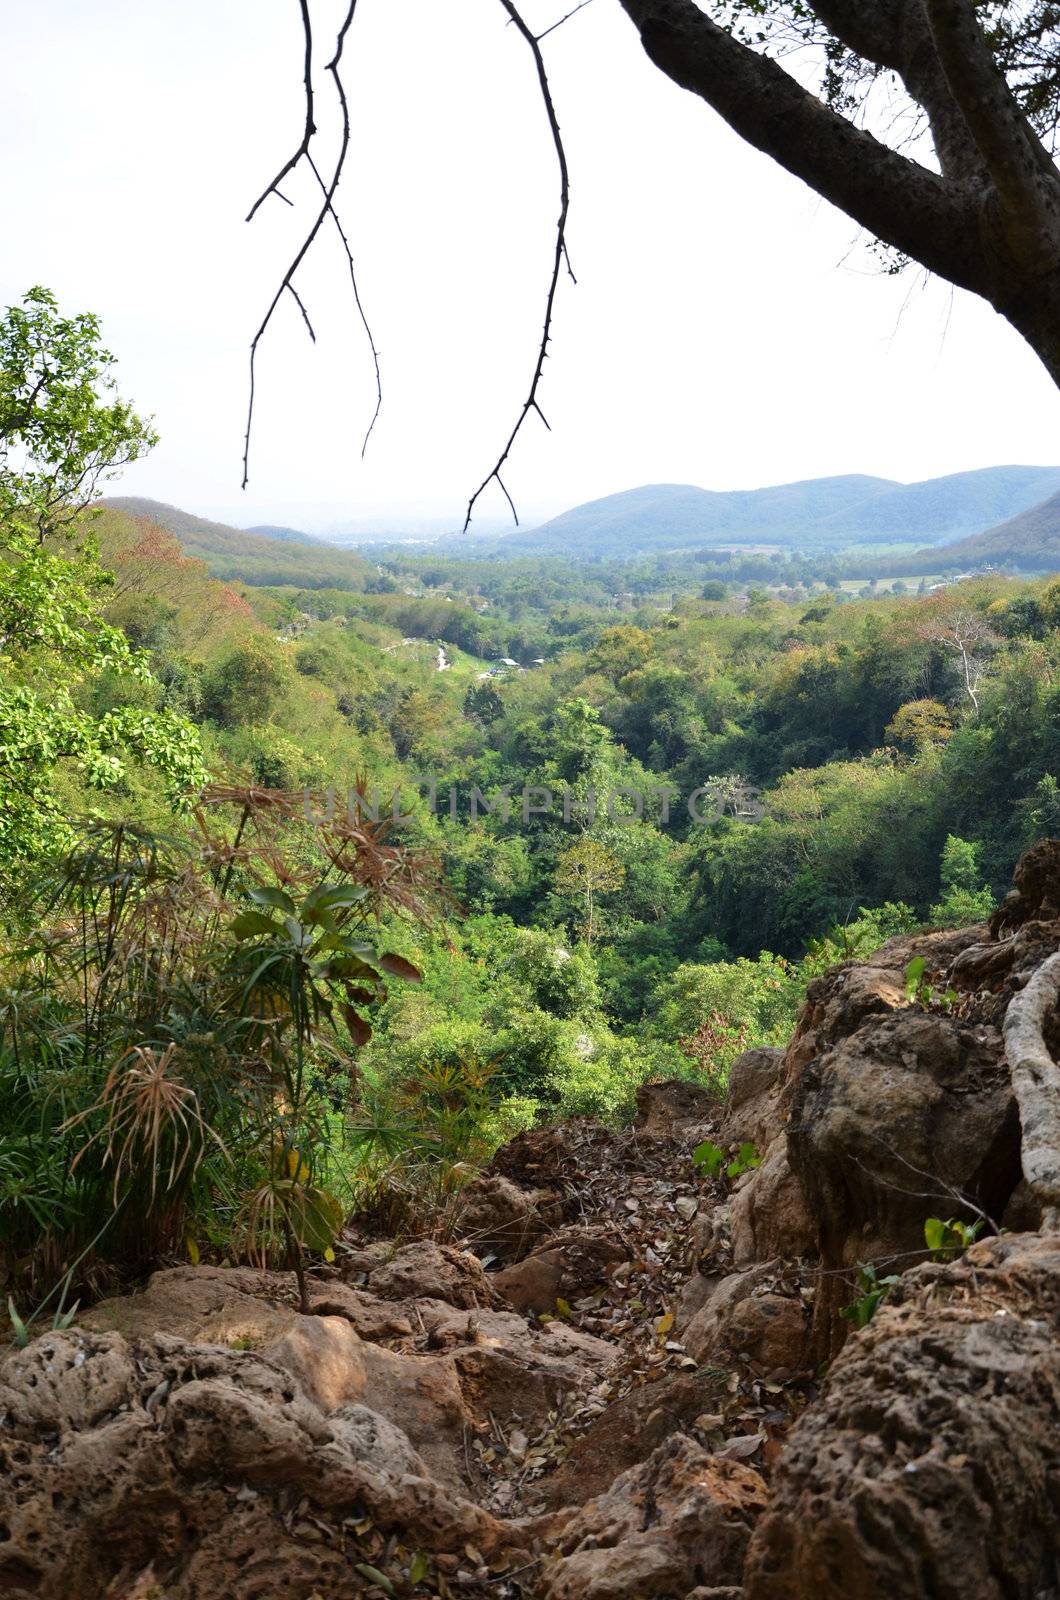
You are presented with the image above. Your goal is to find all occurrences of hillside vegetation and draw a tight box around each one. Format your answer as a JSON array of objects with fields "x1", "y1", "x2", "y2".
[
  {"x1": 5, "y1": 293, "x2": 1060, "y2": 1450},
  {"x1": 101, "y1": 496, "x2": 373, "y2": 587},
  {"x1": 906, "y1": 486, "x2": 1060, "y2": 572}
]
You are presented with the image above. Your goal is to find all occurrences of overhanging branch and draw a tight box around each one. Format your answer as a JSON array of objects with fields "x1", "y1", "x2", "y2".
[
  {"x1": 462, "y1": 0, "x2": 577, "y2": 531},
  {"x1": 617, "y1": 0, "x2": 981, "y2": 294},
  {"x1": 921, "y1": 0, "x2": 1058, "y2": 217}
]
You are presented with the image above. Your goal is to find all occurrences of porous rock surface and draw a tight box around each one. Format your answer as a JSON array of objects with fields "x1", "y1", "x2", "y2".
[
  {"x1": 0, "y1": 1325, "x2": 512, "y2": 1600},
  {"x1": 540, "y1": 1436, "x2": 766, "y2": 1600},
  {"x1": 744, "y1": 1232, "x2": 1060, "y2": 1600}
]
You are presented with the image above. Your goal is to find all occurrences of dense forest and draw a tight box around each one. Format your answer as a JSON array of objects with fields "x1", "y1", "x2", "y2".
[{"x1": 4, "y1": 286, "x2": 1059, "y2": 1323}]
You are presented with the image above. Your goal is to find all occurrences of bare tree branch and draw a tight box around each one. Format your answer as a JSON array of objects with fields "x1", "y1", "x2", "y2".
[
  {"x1": 462, "y1": 0, "x2": 577, "y2": 531},
  {"x1": 246, "y1": 0, "x2": 316, "y2": 224},
  {"x1": 243, "y1": 0, "x2": 382, "y2": 485},
  {"x1": 536, "y1": 0, "x2": 596, "y2": 43},
  {"x1": 287, "y1": 283, "x2": 316, "y2": 342},
  {"x1": 306, "y1": 158, "x2": 382, "y2": 458}
]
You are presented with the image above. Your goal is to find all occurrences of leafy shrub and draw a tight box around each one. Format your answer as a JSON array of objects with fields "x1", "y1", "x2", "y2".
[
  {"x1": 928, "y1": 835, "x2": 996, "y2": 927},
  {"x1": 0, "y1": 787, "x2": 438, "y2": 1324},
  {"x1": 840, "y1": 1261, "x2": 901, "y2": 1329}
]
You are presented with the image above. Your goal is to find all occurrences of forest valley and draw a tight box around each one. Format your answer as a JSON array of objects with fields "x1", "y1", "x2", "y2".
[{"x1": 3, "y1": 290, "x2": 1060, "y2": 1599}]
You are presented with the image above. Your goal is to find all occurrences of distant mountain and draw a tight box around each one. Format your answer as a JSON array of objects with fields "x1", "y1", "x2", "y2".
[
  {"x1": 511, "y1": 477, "x2": 895, "y2": 554},
  {"x1": 814, "y1": 465, "x2": 1060, "y2": 541},
  {"x1": 505, "y1": 466, "x2": 1060, "y2": 556},
  {"x1": 905, "y1": 489, "x2": 1060, "y2": 573},
  {"x1": 244, "y1": 523, "x2": 324, "y2": 547},
  {"x1": 99, "y1": 497, "x2": 372, "y2": 589}
]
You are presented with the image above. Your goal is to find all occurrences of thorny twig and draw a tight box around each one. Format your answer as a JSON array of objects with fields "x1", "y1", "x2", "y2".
[
  {"x1": 243, "y1": 0, "x2": 576, "y2": 522},
  {"x1": 243, "y1": 0, "x2": 382, "y2": 486},
  {"x1": 462, "y1": 0, "x2": 577, "y2": 530},
  {"x1": 535, "y1": 0, "x2": 596, "y2": 43}
]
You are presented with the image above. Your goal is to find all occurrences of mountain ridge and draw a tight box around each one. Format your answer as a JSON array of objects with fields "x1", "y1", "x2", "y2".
[{"x1": 502, "y1": 465, "x2": 1060, "y2": 556}]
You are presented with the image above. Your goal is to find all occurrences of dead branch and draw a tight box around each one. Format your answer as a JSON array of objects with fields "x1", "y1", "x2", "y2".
[
  {"x1": 245, "y1": 0, "x2": 316, "y2": 224},
  {"x1": 243, "y1": 0, "x2": 382, "y2": 485},
  {"x1": 1003, "y1": 949, "x2": 1060, "y2": 1230},
  {"x1": 536, "y1": 0, "x2": 597, "y2": 44},
  {"x1": 462, "y1": 0, "x2": 577, "y2": 531}
]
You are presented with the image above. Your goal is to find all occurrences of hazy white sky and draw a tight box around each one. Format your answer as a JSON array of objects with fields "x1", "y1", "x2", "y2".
[{"x1": 4, "y1": 0, "x2": 1060, "y2": 534}]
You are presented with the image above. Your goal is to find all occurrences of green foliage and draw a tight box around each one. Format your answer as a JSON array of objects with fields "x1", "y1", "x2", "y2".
[
  {"x1": 203, "y1": 637, "x2": 293, "y2": 727},
  {"x1": 692, "y1": 1139, "x2": 761, "y2": 1181},
  {"x1": 651, "y1": 954, "x2": 801, "y2": 1082},
  {"x1": 6, "y1": 336, "x2": 1060, "y2": 1306},
  {"x1": 924, "y1": 1216, "x2": 985, "y2": 1261},
  {"x1": 553, "y1": 836, "x2": 625, "y2": 944},
  {"x1": 928, "y1": 835, "x2": 996, "y2": 927},
  {"x1": 903, "y1": 955, "x2": 959, "y2": 1011},
  {"x1": 0, "y1": 287, "x2": 155, "y2": 539},
  {"x1": 839, "y1": 1261, "x2": 901, "y2": 1329},
  {"x1": 0, "y1": 791, "x2": 436, "y2": 1318},
  {"x1": 0, "y1": 289, "x2": 206, "y2": 868}
]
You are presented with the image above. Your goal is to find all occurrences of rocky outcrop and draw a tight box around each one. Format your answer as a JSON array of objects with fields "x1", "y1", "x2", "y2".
[
  {"x1": 744, "y1": 1232, "x2": 1060, "y2": 1600},
  {"x1": 541, "y1": 1437, "x2": 767, "y2": 1600},
  {"x1": 0, "y1": 1326, "x2": 516, "y2": 1600},
  {"x1": 789, "y1": 1009, "x2": 1020, "y2": 1352},
  {"x1": 356, "y1": 1238, "x2": 501, "y2": 1308},
  {"x1": 683, "y1": 1262, "x2": 810, "y2": 1377}
]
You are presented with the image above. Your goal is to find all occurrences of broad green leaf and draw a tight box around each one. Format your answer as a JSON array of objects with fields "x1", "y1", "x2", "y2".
[
  {"x1": 289, "y1": 1185, "x2": 345, "y2": 1252},
  {"x1": 230, "y1": 909, "x2": 279, "y2": 941},
  {"x1": 692, "y1": 1140, "x2": 726, "y2": 1178},
  {"x1": 904, "y1": 956, "x2": 926, "y2": 1000},
  {"x1": 248, "y1": 885, "x2": 298, "y2": 917},
  {"x1": 301, "y1": 883, "x2": 370, "y2": 923}
]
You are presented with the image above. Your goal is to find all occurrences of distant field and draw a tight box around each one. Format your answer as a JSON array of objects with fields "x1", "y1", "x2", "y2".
[{"x1": 837, "y1": 574, "x2": 942, "y2": 592}]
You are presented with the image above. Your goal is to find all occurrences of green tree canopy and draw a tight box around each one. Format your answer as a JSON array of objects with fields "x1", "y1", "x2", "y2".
[{"x1": 0, "y1": 289, "x2": 206, "y2": 867}]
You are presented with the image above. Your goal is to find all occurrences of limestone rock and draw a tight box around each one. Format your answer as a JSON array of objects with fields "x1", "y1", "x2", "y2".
[
  {"x1": 363, "y1": 1239, "x2": 500, "y2": 1308},
  {"x1": 0, "y1": 1327, "x2": 512, "y2": 1600},
  {"x1": 729, "y1": 1134, "x2": 814, "y2": 1267},
  {"x1": 786, "y1": 1009, "x2": 1021, "y2": 1353},
  {"x1": 717, "y1": 1046, "x2": 785, "y2": 1149},
  {"x1": 540, "y1": 1435, "x2": 766, "y2": 1600},
  {"x1": 456, "y1": 1171, "x2": 552, "y2": 1258},
  {"x1": 744, "y1": 1232, "x2": 1060, "y2": 1600},
  {"x1": 494, "y1": 1225, "x2": 628, "y2": 1315},
  {"x1": 683, "y1": 1264, "x2": 808, "y2": 1376},
  {"x1": 634, "y1": 1078, "x2": 720, "y2": 1137}
]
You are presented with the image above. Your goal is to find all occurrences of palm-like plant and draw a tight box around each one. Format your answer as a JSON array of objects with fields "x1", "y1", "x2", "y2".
[
  {"x1": 1, "y1": 786, "x2": 437, "y2": 1324},
  {"x1": 229, "y1": 880, "x2": 422, "y2": 1308}
]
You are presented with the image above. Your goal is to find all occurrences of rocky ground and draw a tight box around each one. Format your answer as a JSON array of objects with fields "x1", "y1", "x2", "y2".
[{"x1": 3, "y1": 842, "x2": 1060, "y2": 1600}]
